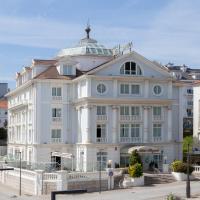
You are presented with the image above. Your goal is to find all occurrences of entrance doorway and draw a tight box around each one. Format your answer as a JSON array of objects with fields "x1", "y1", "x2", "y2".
[{"x1": 51, "y1": 156, "x2": 61, "y2": 170}]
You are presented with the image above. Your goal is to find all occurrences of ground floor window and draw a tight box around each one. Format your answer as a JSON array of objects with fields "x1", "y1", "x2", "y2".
[
  {"x1": 120, "y1": 155, "x2": 129, "y2": 167},
  {"x1": 153, "y1": 124, "x2": 162, "y2": 137},
  {"x1": 97, "y1": 151, "x2": 107, "y2": 170}
]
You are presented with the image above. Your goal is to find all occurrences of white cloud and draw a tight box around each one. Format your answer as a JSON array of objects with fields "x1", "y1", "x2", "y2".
[{"x1": 0, "y1": 0, "x2": 199, "y2": 66}]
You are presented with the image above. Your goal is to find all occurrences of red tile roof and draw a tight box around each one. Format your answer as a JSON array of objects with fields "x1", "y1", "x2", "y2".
[{"x1": 0, "y1": 100, "x2": 7, "y2": 109}]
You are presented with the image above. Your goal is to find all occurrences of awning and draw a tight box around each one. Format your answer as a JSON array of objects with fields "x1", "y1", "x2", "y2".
[
  {"x1": 128, "y1": 146, "x2": 160, "y2": 154},
  {"x1": 52, "y1": 152, "x2": 73, "y2": 159}
]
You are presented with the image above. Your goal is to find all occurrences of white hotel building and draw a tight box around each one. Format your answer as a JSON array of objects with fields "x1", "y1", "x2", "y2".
[{"x1": 6, "y1": 27, "x2": 183, "y2": 171}]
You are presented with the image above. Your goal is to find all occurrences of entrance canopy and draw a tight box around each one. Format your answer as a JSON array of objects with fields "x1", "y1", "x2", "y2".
[
  {"x1": 52, "y1": 152, "x2": 73, "y2": 159},
  {"x1": 127, "y1": 146, "x2": 160, "y2": 154}
]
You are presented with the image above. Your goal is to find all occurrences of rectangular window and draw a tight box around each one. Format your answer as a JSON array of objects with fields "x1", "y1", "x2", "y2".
[
  {"x1": 97, "y1": 106, "x2": 106, "y2": 115},
  {"x1": 153, "y1": 107, "x2": 161, "y2": 116},
  {"x1": 153, "y1": 124, "x2": 162, "y2": 137},
  {"x1": 97, "y1": 151, "x2": 107, "y2": 170},
  {"x1": 120, "y1": 84, "x2": 129, "y2": 94},
  {"x1": 96, "y1": 124, "x2": 106, "y2": 138},
  {"x1": 187, "y1": 101, "x2": 193, "y2": 106},
  {"x1": 120, "y1": 124, "x2": 129, "y2": 137},
  {"x1": 120, "y1": 106, "x2": 129, "y2": 115},
  {"x1": 131, "y1": 106, "x2": 140, "y2": 116},
  {"x1": 52, "y1": 87, "x2": 62, "y2": 96},
  {"x1": 187, "y1": 89, "x2": 193, "y2": 94},
  {"x1": 51, "y1": 129, "x2": 61, "y2": 138},
  {"x1": 131, "y1": 124, "x2": 140, "y2": 137},
  {"x1": 52, "y1": 108, "x2": 61, "y2": 117},
  {"x1": 131, "y1": 85, "x2": 140, "y2": 94}
]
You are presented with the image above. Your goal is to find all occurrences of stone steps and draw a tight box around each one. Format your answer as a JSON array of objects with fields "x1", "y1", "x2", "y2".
[{"x1": 144, "y1": 173, "x2": 176, "y2": 185}]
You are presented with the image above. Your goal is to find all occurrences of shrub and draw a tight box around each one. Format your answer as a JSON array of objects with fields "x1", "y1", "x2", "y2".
[
  {"x1": 166, "y1": 193, "x2": 181, "y2": 200},
  {"x1": 129, "y1": 150, "x2": 142, "y2": 166},
  {"x1": 128, "y1": 163, "x2": 143, "y2": 178},
  {"x1": 171, "y1": 160, "x2": 194, "y2": 174}
]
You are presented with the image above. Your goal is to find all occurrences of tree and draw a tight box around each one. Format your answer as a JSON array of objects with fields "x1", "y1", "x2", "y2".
[
  {"x1": 129, "y1": 150, "x2": 142, "y2": 166},
  {"x1": 183, "y1": 136, "x2": 193, "y2": 154},
  {"x1": 0, "y1": 128, "x2": 7, "y2": 140}
]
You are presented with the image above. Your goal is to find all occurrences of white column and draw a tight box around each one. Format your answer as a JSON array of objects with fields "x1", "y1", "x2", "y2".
[
  {"x1": 87, "y1": 78, "x2": 92, "y2": 97},
  {"x1": 144, "y1": 80, "x2": 149, "y2": 98},
  {"x1": 112, "y1": 106, "x2": 118, "y2": 143},
  {"x1": 143, "y1": 106, "x2": 149, "y2": 142},
  {"x1": 76, "y1": 106, "x2": 81, "y2": 143},
  {"x1": 85, "y1": 105, "x2": 92, "y2": 143},
  {"x1": 167, "y1": 106, "x2": 172, "y2": 141},
  {"x1": 168, "y1": 81, "x2": 172, "y2": 99},
  {"x1": 113, "y1": 80, "x2": 118, "y2": 98}
]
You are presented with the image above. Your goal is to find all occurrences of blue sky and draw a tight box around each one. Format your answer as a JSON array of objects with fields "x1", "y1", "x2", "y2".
[{"x1": 0, "y1": 0, "x2": 200, "y2": 89}]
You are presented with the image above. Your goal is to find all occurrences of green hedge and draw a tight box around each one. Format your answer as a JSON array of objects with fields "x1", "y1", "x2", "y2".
[{"x1": 171, "y1": 160, "x2": 194, "y2": 174}]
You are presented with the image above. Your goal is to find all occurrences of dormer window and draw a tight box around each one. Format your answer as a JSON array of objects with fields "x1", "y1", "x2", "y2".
[
  {"x1": 120, "y1": 61, "x2": 142, "y2": 75},
  {"x1": 63, "y1": 65, "x2": 72, "y2": 75}
]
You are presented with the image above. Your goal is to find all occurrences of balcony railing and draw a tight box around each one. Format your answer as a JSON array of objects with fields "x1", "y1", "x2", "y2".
[
  {"x1": 9, "y1": 100, "x2": 29, "y2": 109},
  {"x1": 52, "y1": 117, "x2": 62, "y2": 122},
  {"x1": 51, "y1": 138, "x2": 62, "y2": 143},
  {"x1": 120, "y1": 115, "x2": 141, "y2": 121},
  {"x1": 120, "y1": 137, "x2": 141, "y2": 143},
  {"x1": 153, "y1": 136, "x2": 162, "y2": 142},
  {"x1": 96, "y1": 137, "x2": 108, "y2": 143},
  {"x1": 52, "y1": 96, "x2": 62, "y2": 101},
  {"x1": 153, "y1": 115, "x2": 162, "y2": 121},
  {"x1": 96, "y1": 115, "x2": 107, "y2": 121}
]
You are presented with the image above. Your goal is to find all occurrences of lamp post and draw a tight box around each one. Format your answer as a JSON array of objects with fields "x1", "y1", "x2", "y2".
[
  {"x1": 18, "y1": 151, "x2": 22, "y2": 196},
  {"x1": 99, "y1": 150, "x2": 102, "y2": 194},
  {"x1": 186, "y1": 143, "x2": 191, "y2": 198}
]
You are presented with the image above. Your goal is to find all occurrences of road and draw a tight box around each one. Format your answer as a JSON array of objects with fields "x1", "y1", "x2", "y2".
[{"x1": 1, "y1": 181, "x2": 200, "y2": 200}]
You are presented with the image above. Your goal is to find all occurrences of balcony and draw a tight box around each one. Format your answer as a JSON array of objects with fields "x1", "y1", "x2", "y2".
[
  {"x1": 96, "y1": 115, "x2": 107, "y2": 121},
  {"x1": 120, "y1": 115, "x2": 141, "y2": 121},
  {"x1": 9, "y1": 100, "x2": 29, "y2": 110},
  {"x1": 52, "y1": 117, "x2": 62, "y2": 122},
  {"x1": 96, "y1": 137, "x2": 108, "y2": 143},
  {"x1": 51, "y1": 138, "x2": 62, "y2": 143},
  {"x1": 153, "y1": 115, "x2": 162, "y2": 121},
  {"x1": 153, "y1": 137, "x2": 162, "y2": 142},
  {"x1": 52, "y1": 96, "x2": 62, "y2": 101},
  {"x1": 120, "y1": 137, "x2": 141, "y2": 143}
]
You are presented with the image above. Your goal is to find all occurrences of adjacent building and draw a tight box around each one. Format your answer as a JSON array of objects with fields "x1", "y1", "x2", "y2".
[
  {"x1": 0, "y1": 100, "x2": 7, "y2": 128},
  {"x1": 0, "y1": 83, "x2": 8, "y2": 99},
  {"x1": 6, "y1": 27, "x2": 184, "y2": 171},
  {"x1": 166, "y1": 64, "x2": 200, "y2": 137}
]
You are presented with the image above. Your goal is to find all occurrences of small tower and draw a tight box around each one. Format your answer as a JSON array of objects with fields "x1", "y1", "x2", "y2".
[{"x1": 85, "y1": 23, "x2": 91, "y2": 39}]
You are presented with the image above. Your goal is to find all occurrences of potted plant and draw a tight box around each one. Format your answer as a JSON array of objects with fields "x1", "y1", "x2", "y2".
[
  {"x1": 123, "y1": 150, "x2": 144, "y2": 187},
  {"x1": 171, "y1": 160, "x2": 194, "y2": 181}
]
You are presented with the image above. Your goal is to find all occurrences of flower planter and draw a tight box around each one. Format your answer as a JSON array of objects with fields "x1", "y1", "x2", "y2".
[
  {"x1": 172, "y1": 172, "x2": 195, "y2": 181},
  {"x1": 122, "y1": 176, "x2": 144, "y2": 187}
]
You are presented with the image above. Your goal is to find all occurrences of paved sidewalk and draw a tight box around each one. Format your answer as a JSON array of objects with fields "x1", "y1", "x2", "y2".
[{"x1": 1, "y1": 181, "x2": 200, "y2": 200}]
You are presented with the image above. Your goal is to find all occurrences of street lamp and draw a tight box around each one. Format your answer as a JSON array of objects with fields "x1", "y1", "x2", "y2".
[
  {"x1": 186, "y1": 143, "x2": 191, "y2": 198},
  {"x1": 98, "y1": 149, "x2": 104, "y2": 194},
  {"x1": 17, "y1": 151, "x2": 22, "y2": 196}
]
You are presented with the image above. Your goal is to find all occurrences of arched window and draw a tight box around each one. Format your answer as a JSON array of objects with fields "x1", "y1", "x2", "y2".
[{"x1": 120, "y1": 62, "x2": 142, "y2": 75}]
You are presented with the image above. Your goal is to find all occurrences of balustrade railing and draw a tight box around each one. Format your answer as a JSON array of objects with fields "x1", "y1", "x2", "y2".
[
  {"x1": 120, "y1": 115, "x2": 141, "y2": 121},
  {"x1": 96, "y1": 115, "x2": 107, "y2": 121},
  {"x1": 120, "y1": 137, "x2": 141, "y2": 143},
  {"x1": 96, "y1": 137, "x2": 108, "y2": 143},
  {"x1": 153, "y1": 136, "x2": 162, "y2": 142},
  {"x1": 51, "y1": 138, "x2": 62, "y2": 143},
  {"x1": 52, "y1": 117, "x2": 62, "y2": 122},
  {"x1": 153, "y1": 115, "x2": 162, "y2": 121},
  {"x1": 52, "y1": 96, "x2": 62, "y2": 101}
]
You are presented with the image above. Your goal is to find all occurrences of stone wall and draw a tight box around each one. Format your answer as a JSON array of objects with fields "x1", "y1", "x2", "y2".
[{"x1": 67, "y1": 179, "x2": 108, "y2": 192}]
